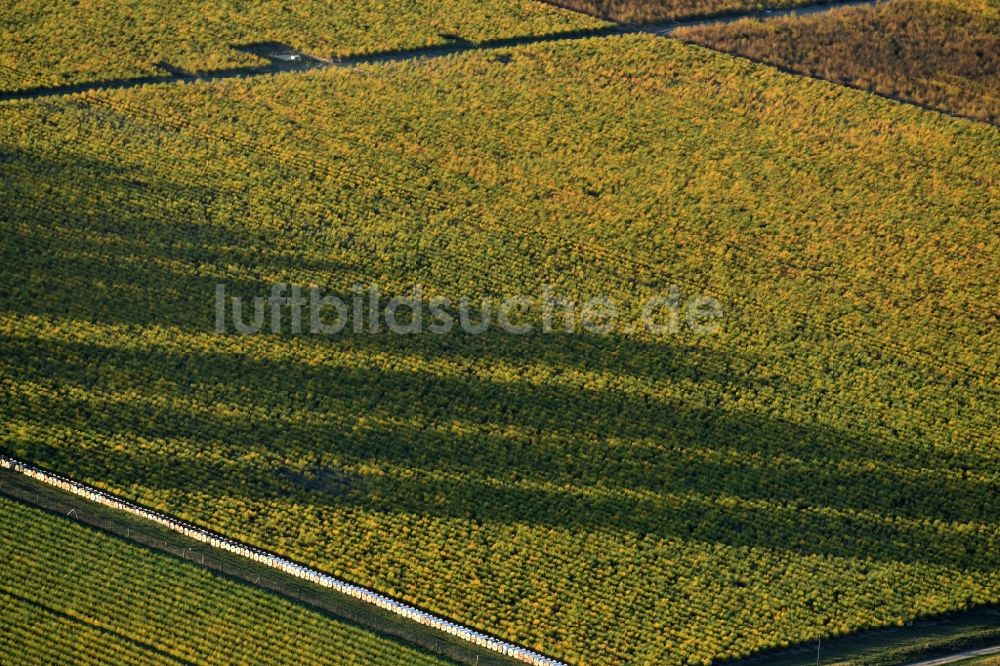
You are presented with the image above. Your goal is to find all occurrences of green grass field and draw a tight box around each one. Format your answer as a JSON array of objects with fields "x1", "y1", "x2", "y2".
[
  {"x1": 0, "y1": 494, "x2": 452, "y2": 665},
  {"x1": 1, "y1": 30, "x2": 997, "y2": 665}
]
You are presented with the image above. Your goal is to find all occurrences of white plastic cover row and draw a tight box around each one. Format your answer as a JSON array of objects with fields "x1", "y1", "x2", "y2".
[{"x1": 0, "y1": 455, "x2": 565, "y2": 666}]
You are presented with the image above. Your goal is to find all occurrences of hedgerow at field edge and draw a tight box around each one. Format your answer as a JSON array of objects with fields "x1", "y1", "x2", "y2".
[{"x1": 1, "y1": 34, "x2": 998, "y2": 666}]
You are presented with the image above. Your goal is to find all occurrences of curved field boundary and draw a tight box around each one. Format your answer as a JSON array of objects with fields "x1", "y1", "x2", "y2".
[{"x1": 0, "y1": 454, "x2": 566, "y2": 666}]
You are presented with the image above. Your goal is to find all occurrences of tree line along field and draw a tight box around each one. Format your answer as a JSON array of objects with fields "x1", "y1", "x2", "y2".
[
  {"x1": 676, "y1": 0, "x2": 1000, "y2": 124},
  {"x1": 1, "y1": 30, "x2": 998, "y2": 666},
  {"x1": 0, "y1": 0, "x2": 604, "y2": 93},
  {"x1": 0, "y1": 495, "x2": 452, "y2": 666}
]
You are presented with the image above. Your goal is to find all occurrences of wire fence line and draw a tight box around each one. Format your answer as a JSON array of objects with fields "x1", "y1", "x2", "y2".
[{"x1": 0, "y1": 455, "x2": 562, "y2": 666}]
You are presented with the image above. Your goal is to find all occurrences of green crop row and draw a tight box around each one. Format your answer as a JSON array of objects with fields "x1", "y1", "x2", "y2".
[
  {"x1": 1, "y1": 34, "x2": 998, "y2": 665},
  {"x1": 0, "y1": 0, "x2": 605, "y2": 93},
  {"x1": 0, "y1": 495, "x2": 451, "y2": 665}
]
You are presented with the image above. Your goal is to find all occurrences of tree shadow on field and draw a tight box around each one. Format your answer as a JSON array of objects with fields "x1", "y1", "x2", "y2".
[
  {"x1": 1, "y1": 145, "x2": 998, "y2": 577},
  {"x1": 0, "y1": 146, "x2": 356, "y2": 330},
  {"x1": 3, "y1": 329, "x2": 998, "y2": 572}
]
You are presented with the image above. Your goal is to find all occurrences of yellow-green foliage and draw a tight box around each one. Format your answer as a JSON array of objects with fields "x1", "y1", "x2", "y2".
[
  {"x1": 1, "y1": 34, "x2": 998, "y2": 665},
  {"x1": 0, "y1": 0, "x2": 604, "y2": 92},
  {"x1": 676, "y1": 0, "x2": 1000, "y2": 124},
  {"x1": 0, "y1": 496, "x2": 450, "y2": 665}
]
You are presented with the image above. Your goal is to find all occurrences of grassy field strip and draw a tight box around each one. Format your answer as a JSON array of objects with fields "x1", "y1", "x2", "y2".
[
  {"x1": 540, "y1": 0, "x2": 879, "y2": 22},
  {"x1": 586, "y1": 0, "x2": 882, "y2": 33},
  {"x1": 907, "y1": 645, "x2": 1000, "y2": 666},
  {"x1": 727, "y1": 609, "x2": 1000, "y2": 665},
  {"x1": 0, "y1": 455, "x2": 563, "y2": 666}
]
